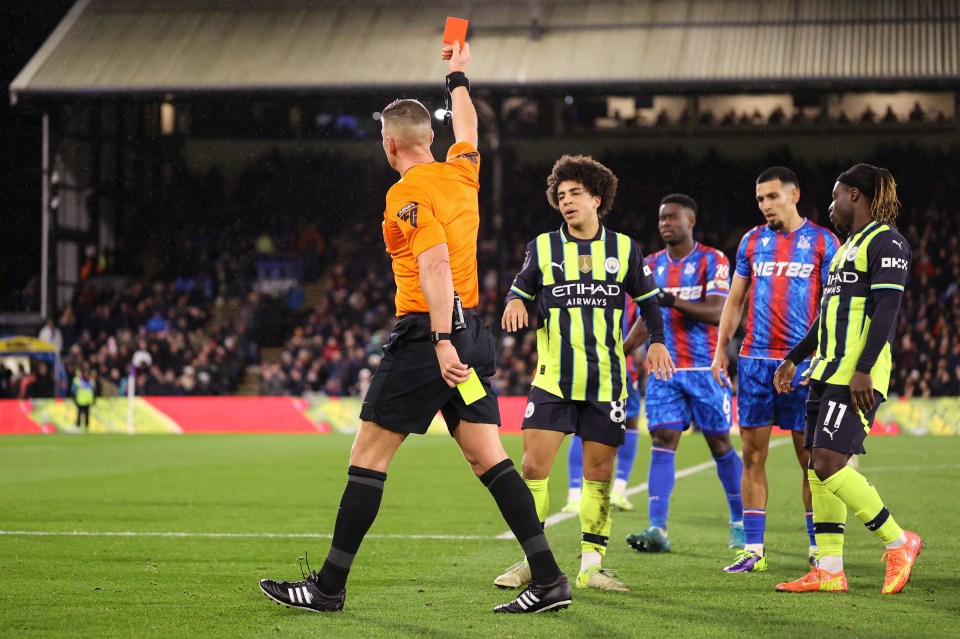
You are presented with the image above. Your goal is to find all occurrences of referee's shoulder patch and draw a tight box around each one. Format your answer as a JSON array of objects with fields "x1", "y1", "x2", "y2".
[
  {"x1": 457, "y1": 151, "x2": 480, "y2": 165},
  {"x1": 396, "y1": 202, "x2": 419, "y2": 227}
]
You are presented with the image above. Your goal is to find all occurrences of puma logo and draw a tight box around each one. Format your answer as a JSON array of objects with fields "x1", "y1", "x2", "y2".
[
  {"x1": 822, "y1": 426, "x2": 839, "y2": 440},
  {"x1": 891, "y1": 239, "x2": 903, "y2": 249},
  {"x1": 551, "y1": 261, "x2": 565, "y2": 272}
]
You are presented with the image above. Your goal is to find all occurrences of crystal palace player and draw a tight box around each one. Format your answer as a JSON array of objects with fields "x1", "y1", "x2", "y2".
[
  {"x1": 712, "y1": 167, "x2": 840, "y2": 573},
  {"x1": 622, "y1": 194, "x2": 745, "y2": 554},
  {"x1": 775, "y1": 164, "x2": 921, "y2": 594},
  {"x1": 496, "y1": 155, "x2": 674, "y2": 593}
]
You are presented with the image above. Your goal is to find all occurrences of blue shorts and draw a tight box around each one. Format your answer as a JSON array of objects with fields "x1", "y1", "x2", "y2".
[
  {"x1": 625, "y1": 378, "x2": 641, "y2": 420},
  {"x1": 644, "y1": 369, "x2": 732, "y2": 435},
  {"x1": 737, "y1": 356, "x2": 809, "y2": 432}
]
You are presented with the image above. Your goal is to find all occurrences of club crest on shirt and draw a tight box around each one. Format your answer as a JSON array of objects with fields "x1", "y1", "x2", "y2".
[
  {"x1": 761, "y1": 237, "x2": 771, "y2": 247},
  {"x1": 604, "y1": 257, "x2": 620, "y2": 274},
  {"x1": 657, "y1": 266, "x2": 665, "y2": 276},
  {"x1": 397, "y1": 202, "x2": 418, "y2": 228},
  {"x1": 684, "y1": 262, "x2": 696, "y2": 275},
  {"x1": 798, "y1": 235, "x2": 812, "y2": 250},
  {"x1": 578, "y1": 256, "x2": 593, "y2": 273},
  {"x1": 846, "y1": 245, "x2": 859, "y2": 261}
]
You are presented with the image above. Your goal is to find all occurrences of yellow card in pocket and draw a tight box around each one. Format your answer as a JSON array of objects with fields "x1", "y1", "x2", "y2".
[{"x1": 457, "y1": 368, "x2": 485, "y2": 405}]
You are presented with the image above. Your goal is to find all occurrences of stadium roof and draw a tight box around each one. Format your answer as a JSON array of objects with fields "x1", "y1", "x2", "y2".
[{"x1": 10, "y1": 0, "x2": 960, "y2": 104}]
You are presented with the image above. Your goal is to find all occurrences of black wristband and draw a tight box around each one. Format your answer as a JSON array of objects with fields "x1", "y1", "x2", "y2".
[
  {"x1": 446, "y1": 72, "x2": 470, "y2": 93},
  {"x1": 657, "y1": 291, "x2": 676, "y2": 308},
  {"x1": 430, "y1": 331, "x2": 452, "y2": 345}
]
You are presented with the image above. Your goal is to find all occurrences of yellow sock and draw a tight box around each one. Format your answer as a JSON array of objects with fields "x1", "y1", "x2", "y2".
[
  {"x1": 822, "y1": 466, "x2": 903, "y2": 546},
  {"x1": 580, "y1": 479, "x2": 612, "y2": 556},
  {"x1": 524, "y1": 477, "x2": 550, "y2": 523},
  {"x1": 809, "y1": 469, "x2": 846, "y2": 561}
]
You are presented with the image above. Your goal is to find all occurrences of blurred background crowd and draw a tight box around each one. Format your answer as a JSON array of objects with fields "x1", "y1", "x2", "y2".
[{"x1": 4, "y1": 143, "x2": 957, "y2": 401}]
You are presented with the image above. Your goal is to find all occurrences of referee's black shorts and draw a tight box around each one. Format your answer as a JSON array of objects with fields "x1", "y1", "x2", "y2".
[{"x1": 359, "y1": 309, "x2": 501, "y2": 435}]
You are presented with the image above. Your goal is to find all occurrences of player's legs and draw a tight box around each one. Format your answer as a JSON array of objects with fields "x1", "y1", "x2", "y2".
[
  {"x1": 705, "y1": 433, "x2": 745, "y2": 547},
  {"x1": 774, "y1": 360, "x2": 817, "y2": 557},
  {"x1": 733, "y1": 357, "x2": 778, "y2": 566},
  {"x1": 739, "y1": 424, "x2": 771, "y2": 554},
  {"x1": 689, "y1": 370, "x2": 743, "y2": 547},
  {"x1": 520, "y1": 428, "x2": 568, "y2": 516},
  {"x1": 807, "y1": 385, "x2": 919, "y2": 593},
  {"x1": 627, "y1": 374, "x2": 685, "y2": 553},
  {"x1": 578, "y1": 438, "x2": 627, "y2": 590}
]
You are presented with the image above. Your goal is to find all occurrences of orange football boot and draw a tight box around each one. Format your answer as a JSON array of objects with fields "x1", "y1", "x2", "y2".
[
  {"x1": 881, "y1": 530, "x2": 923, "y2": 595},
  {"x1": 776, "y1": 567, "x2": 848, "y2": 593}
]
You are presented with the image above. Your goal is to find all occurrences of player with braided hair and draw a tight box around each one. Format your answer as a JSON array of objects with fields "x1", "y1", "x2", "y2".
[{"x1": 774, "y1": 163, "x2": 922, "y2": 594}]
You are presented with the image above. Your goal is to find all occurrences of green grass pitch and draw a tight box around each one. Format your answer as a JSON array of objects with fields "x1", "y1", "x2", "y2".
[{"x1": 1, "y1": 433, "x2": 958, "y2": 638}]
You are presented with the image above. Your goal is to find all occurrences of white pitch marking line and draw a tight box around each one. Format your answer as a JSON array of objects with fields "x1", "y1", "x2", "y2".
[
  {"x1": 0, "y1": 530, "x2": 494, "y2": 541},
  {"x1": 497, "y1": 437, "x2": 792, "y2": 539}
]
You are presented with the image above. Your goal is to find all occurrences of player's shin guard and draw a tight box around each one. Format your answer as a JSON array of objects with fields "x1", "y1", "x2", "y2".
[
  {"x1": 810, "y1": 469, "x2": 846, "y2": 566},
  {"x1": 317, "y1": 465, "x2": 386, "y2": 595},
  {"x1": 713, "y1": 448, "x2": 744, "y2": 523},
  {"x1": 524, "y1": 478, "x2": 549, "y2": 523},
  {"x1": 648, "y1": 447, "x2": 675, "y2": 529},
  {"x1": 480, "y1": 459, "x2": 561, "y2": 583},
  {"x1": 822, "y1": 466, "x2": 903, "y2": 546},
  {"x1": 580, "y1": 479, "x2": 612, "y2": 556}
]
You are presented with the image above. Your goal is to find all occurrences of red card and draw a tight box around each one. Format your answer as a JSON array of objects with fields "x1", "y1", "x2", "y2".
[{"x1": 442, "y1": 17, "x2": 469, "y2": 45}]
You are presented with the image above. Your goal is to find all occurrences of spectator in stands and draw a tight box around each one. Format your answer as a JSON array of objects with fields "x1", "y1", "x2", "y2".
[{"x1": 38, "y1": 318, "x2": 63, "y2": 353}]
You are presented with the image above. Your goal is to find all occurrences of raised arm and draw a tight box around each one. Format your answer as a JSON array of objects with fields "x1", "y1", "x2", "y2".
[{"x1": 442, "y1": 41, "x2": 478, "y2": 148}]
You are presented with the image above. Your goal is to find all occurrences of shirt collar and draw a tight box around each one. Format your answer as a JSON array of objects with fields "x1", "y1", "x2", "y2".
[{"x1": 560, "y1": 223, "x2": 605, "y2": 243}]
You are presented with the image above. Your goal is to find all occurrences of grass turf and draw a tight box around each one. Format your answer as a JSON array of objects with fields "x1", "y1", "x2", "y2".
[{"x1": 1, "y1": 433, "x2": 958, "y2": 638}]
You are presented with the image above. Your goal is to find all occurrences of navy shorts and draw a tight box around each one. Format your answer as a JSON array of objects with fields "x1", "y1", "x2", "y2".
[
  {"x1": 522, "y1": 386, "x2": 626, "y2": 447},
  {"x1": 645, "y1": 369, "x2": 732, "y2": 435},
  {"x1": 804, "y1": 381, "x2": 882, "y2": 455},
  {"x1": 737, "y1": 356, "x2": 809, "y2": 432}
]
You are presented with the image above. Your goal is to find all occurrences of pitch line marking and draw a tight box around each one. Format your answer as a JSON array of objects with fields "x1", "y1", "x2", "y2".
[
  {"x1": 0, "y1": 530, "x2": 493, "y2": 541},
  {"x1": 497, "y1": 437, "x2": 792, "y2": 539}
]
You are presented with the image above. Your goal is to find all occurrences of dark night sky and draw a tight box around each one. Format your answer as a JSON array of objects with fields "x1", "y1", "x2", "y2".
[{"x1": 1, "y1": 0, "x2": 75, "y2": 311}]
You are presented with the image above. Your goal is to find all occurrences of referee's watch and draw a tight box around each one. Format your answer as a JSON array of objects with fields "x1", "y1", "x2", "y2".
[{"x1": 430, "y1": 331, "x2": 452, "y2": 345}]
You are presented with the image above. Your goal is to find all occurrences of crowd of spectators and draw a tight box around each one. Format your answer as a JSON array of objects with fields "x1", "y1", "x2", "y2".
[{"x1": 6, "y1": 141, "x2": 957, "y2": 401}]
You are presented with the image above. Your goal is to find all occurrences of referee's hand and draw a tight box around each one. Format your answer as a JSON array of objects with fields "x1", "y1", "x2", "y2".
[
  {"x1": 441, "y1": 41, "x2": 471, "y2": 74},
  {"x1": 435, "y1": 341, "x2": 470, "y2": 387},
  {"x1": 501, "y1": 299, "x2": 528, "y2": 333}
]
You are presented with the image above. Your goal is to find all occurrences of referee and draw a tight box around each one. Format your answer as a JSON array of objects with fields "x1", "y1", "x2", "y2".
[{"x1": 260, "y1": 41, "x2": 571, "y2": 615}]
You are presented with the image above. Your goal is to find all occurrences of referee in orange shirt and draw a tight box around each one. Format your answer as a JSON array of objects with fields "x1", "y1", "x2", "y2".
[{"x1": 259, "y1": 42, "x2": 570, "y2": 615}]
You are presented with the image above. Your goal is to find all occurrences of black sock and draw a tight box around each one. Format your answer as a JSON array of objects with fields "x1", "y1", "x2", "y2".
[
  {"x1": 479, "y1": 459, "x2": 562, "y2": 584},
  {"x1": 316, "y1": 465, "x2": 387, "y2": 595}
]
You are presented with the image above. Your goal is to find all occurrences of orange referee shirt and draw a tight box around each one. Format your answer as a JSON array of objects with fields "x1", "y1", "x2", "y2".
[{"x1": 382, "y1": 141, "x2": 481, "y2": 316}]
